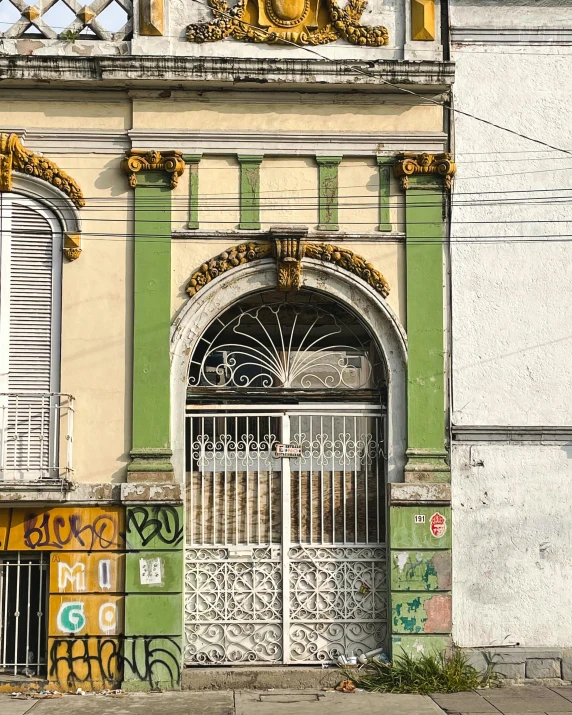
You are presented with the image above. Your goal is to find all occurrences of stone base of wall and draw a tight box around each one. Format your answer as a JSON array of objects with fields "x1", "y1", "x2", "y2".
[{"x1": 462, "y1": 647, "x2": 572, "y2": 682}]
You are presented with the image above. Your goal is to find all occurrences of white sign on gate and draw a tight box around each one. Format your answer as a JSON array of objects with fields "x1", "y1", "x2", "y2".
[{"x1": 275, "y1": 443, "x2": 302, "y2": 458}]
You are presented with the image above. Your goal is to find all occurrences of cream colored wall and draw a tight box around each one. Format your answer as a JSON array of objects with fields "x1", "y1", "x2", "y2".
[
  {"x1": 1, "y1": 92, "x2": 131, "y2": 130},
  {"x1": 54, "y1": 153, "x2": 132, "y2": 484},
  {"x1": 132, "y1": 97, "x2": 443, "y2": 133}
]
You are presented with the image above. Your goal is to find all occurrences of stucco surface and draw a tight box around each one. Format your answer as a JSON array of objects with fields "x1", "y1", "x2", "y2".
[
  {"x1": 452, "y1": 444, "x2": 572, "y2": 647},
  {"x1": 451, "y1": 1, "x2": 572, "y2": 28},
  {"x1": 0, "y1": 96, "x2": 131, "y2": 130},
  {"x1": 450, "y1": 45, "x2": 572, "y2": 426},
  {"x1": 131, "y1": 99, "x2": 443, "y2": 133},
  {"x1": 56, "y1": 154, "x2": 132, "y2": 483}
]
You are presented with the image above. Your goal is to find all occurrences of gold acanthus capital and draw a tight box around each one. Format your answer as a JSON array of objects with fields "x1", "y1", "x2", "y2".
[
  {"x1": 394, "y1": 152, "x2": 456, "y2": 190},
  {"x1": 0, "y1": 133, "x2": 85, "y2": 208},
  {"x1": 120, "y1": 149, "x2": 186, "y2": 189}
]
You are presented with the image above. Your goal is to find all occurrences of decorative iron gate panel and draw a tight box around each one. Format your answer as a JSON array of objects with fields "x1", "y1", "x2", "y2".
[{"x1": 184, "y1": 408, "x2": 387, "y2": 665}]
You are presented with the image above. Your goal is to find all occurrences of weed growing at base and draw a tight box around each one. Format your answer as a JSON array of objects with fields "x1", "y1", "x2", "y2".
[{"x1": 345, "y1": 650, "x2": 497, "y2": 694}]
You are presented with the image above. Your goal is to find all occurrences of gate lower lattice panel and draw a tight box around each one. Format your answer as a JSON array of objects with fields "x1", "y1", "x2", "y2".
[{"x1": 184, "y1": 545, "x2": 387, "y2": 664}]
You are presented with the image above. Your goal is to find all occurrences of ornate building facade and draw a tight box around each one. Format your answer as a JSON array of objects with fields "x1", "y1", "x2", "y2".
[{"x1": 0, "y1": 0, "x2": 463, "y2": 693}]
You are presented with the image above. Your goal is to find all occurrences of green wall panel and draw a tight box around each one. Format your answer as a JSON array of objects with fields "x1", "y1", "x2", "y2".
[
  {"x1": 125, "y1": 594, "x2": 183, "y2": 636},
  {"x1": 123, "y1": 636, "x2": 181, "y2": 691},
  {"x1": 131, "y1": 176, "x2": 173, "y2": 455},
  {"x1": 316, "y1": 156, "x2": 342, "y2": 230},
  {"x1": 390, "y1": 506, "x2": 451, "y2": 549},
  {"x1": 392, "y1": 635, "x2": 451, "y2": 659},
  {"x1": 126, "y1": 550, "x2": 183, "y2": 593},
  {"x1": 391, "y1": 550, "x2": 451, "y2": 591},
  {"x1": 238, "y1": 155, "x2": 262, "y2": 230},
  {"x1": 392, "y1": 592, "x2": 452, "y2": 634},
  {"x1": 126, "y1": 505, "x2": 184, "y2": 550}
]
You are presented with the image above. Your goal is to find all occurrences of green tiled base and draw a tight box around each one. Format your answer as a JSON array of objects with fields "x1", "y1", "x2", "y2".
[
  {"x1": 392, "y1": 634, "x2": 452, "y2": 659},
  {"x1": 125, "y1": 594, "x2": 183, "y2": 636},
  {"x1": 122, "y1": 636, "x2": 182, "y2": 691},
  {"x1": 392, "y1": 592, "x2": 452, "y2": 634},
  {"x1": 391, "y1": 550, "x2": 452, "y2": 591},
  {"x1": 126, "y1": 550, "x2": 183, "y2": 593},
  {"x1": 390, "y1": 506, "x2": 451, "y2": 549}
]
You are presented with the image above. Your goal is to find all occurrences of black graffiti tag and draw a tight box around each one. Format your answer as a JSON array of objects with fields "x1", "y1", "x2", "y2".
[
  {"x1": 122, "y1": 637, "x2": 181, "y2": 688},
  {"x1": 126, "y1": 506, "x2": 183, "y2": 548},
  {"x1": 49, "y1": 638, "x2": 122, "y2": 690},
  {"x1": 24, "y1": 512, "x2": 120, "y2": 550}
]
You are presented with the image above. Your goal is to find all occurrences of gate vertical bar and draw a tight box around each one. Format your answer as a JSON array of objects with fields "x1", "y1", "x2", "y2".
[
  {"x1": 13, "y1": 553, "x2": 20, "y2": 674},
  {"x1": 281, "y1": 412, "x2": 291, "y2": 663}
]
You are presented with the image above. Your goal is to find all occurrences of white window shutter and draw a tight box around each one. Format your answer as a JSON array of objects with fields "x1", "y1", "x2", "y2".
[{"x1": 0, "y1": 197, "x2": 61, "y2": 477}]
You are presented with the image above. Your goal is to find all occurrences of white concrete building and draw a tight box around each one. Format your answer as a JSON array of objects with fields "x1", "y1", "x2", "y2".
[{"x1": 449, "y1": 0, "x2": 572, "y2": 678}]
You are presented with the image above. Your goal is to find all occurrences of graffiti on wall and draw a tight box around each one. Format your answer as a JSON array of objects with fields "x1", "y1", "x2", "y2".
[
  {"x1": 123, "y1": 637, "x2": 181, "y2": 689},
  {"x1": 50, "y1": 553, "x2": 125, "y2": 594},
  {"x1": 126, "y1": 506, "x2": 183, "y2": 548},
  {"x1": 7, "y1": 507, "x2": 125, "y2": 551},
  {"x1": 48, "y1": 637, "x2": 122, "y2": 690}
]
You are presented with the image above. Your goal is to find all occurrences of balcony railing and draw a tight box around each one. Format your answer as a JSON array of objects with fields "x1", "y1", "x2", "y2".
[{"x1": 0, "y1": 393, "x2": 74, "y2": 484}]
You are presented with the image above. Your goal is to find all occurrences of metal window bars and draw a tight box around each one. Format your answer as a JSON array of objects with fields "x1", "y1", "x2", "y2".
[
  {"x1": 0, "y1": 392, "x2": 74, "y2": 483},
  {"x1": 0, "y1": 552, "x2": 48, "y2": 676}
]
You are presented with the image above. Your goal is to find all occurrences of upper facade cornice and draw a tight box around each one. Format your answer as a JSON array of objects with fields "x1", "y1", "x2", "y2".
[{"x1": 0, "y1": 56, "x2": 454, "y2": 91}]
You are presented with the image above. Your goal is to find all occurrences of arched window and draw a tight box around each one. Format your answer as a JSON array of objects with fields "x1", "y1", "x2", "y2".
[{"x1": 0, "y1": 193, "x2": 63, "y2": 481}]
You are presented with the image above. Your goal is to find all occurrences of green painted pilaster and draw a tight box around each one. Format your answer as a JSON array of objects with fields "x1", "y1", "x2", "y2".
[
  {"x1": 376, "y1": 156, "x2": 392, "y2": 232},
  {"x1": 238, "y1": 154, "x2": 263, "y2": 230},
  {"x1": 402, "y1": 174, "x2": 448, "y2": 482},
  {"x1": 316, "y1": 155, "x2": 342, "y2": 231},
  {"x1": 121, "y1": 150, "x2": 184, "y2": 478},
  {"x1": 129, "y1": 173, "x2": 175, "y2": 477},
  {"x1": 123, "y1": 505, "x2": 184, "y2": 691},
  {"x1": 183, "y1": 154, "x2": 201, "y2": 230}
]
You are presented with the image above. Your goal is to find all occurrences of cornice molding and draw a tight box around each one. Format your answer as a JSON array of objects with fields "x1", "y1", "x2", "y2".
[
  {"x1": 451, "y1": 26, "x2": 572, "y2": 45},
  {"x1": 121, "y1": 149, "x2": 186, "y2": 189},
  {"x1": 0, "y1": 56, "x2": 455, "y2": 90},
  {"x1": 452, "y1": 425, "x2": 572, "y2": 444},
  {"x1": 186, "y1": 237, "x2": 390, "y2": 298},
  {"x1": 394, "y1": 151, "x2": 456, "y2": 190},
  {"x1": 0, "y1": 133, "x2": 85, "y2": 208},
  {"x1": 129, "y1": 130, "x2": 448, "y2": 156}
]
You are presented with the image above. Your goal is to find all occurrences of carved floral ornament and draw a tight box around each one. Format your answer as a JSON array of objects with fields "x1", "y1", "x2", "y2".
[
  {"x1": 0, "y1": 134, "x2": 84, "y2": 261},
  {"x1": 186, "y1": 237, "x2": 391, "y2": 298},
  {"x1": 186, "y1": 0, "x2": 388, "y2": 46}
]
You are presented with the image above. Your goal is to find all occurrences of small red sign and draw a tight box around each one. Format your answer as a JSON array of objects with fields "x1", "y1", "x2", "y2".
[{"x1": 430, "y1": 512, "x2": 447, "y2": 538}]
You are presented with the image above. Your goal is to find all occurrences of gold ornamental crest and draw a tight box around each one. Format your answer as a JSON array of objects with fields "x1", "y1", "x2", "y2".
[{"x1": 186, "y1": 0, "x2": 389, "y2": 46}]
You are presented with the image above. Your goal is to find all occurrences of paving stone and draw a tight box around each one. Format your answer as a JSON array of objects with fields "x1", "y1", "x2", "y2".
[
  {"x1": 526, "y1": 659, "x2": 561, "y2": 679},
  {"x1": 235, "y1": 690, "x2": 445, "y2": 715},
  {"x1": 431, "y1": 691, "x2": 499, "y2": 712},
  {"x1": 551, "y1": 687, "x2": 572, "y2": 703},
  {"x1": 482, "y1": 686, "x2": 572, "y2": 713}
]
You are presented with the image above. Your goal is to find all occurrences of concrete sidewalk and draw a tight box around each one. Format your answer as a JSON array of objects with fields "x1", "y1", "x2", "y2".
[{"x1": 4, "y1": 685, "x2": 572, "y2": 714}]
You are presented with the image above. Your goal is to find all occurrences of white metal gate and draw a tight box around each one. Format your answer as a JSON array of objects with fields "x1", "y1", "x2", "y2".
[{"x1": 184, "y1": 405, "x2": 387, "y2": 665}]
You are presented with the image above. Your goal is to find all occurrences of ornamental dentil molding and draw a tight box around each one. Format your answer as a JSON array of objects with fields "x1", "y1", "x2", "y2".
[{"x1": 0, "y1": 133, "x2": 85, "y2": 208}]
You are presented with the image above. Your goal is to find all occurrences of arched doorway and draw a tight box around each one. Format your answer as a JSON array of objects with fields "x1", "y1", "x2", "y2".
[{"x1": 183, "y1": 288, "x2": 391, "y2": 665}]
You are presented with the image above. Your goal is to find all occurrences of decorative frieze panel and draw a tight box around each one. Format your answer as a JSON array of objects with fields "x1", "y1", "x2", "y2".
[{"x1": 186, "y1": 0, "x2": 389, "y2": 47}]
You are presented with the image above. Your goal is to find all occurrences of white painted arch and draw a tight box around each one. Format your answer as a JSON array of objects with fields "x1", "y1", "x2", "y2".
[
  {"x1": 170, "y1": 258, "x2": 408, "y2": 485},
  {"x1": 10, "y1": 173, "x2": 82, "y2": 235}
]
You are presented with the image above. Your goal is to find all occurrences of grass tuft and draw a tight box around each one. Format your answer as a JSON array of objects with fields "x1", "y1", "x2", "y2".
[{"x1": 344, "y1": 650, "x2": 497, "y2": 694}]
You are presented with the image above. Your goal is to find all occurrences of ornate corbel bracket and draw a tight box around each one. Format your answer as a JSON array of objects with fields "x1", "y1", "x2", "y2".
[
  {"x1": 120, "y1": 149, "x2": 185, "y2": 189},
  {"x1": 63, "y1": 232, "x2": 82, "y2": 261},
  {"x1": 0, "y1": 133, "x2": 85, "y2": 208},
  {"x1": 394, "y1": 152, "x2": 456, "y2": 190},
  {"x1": 270, "y1": 225, "x2": 307, "y2": 291}
]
